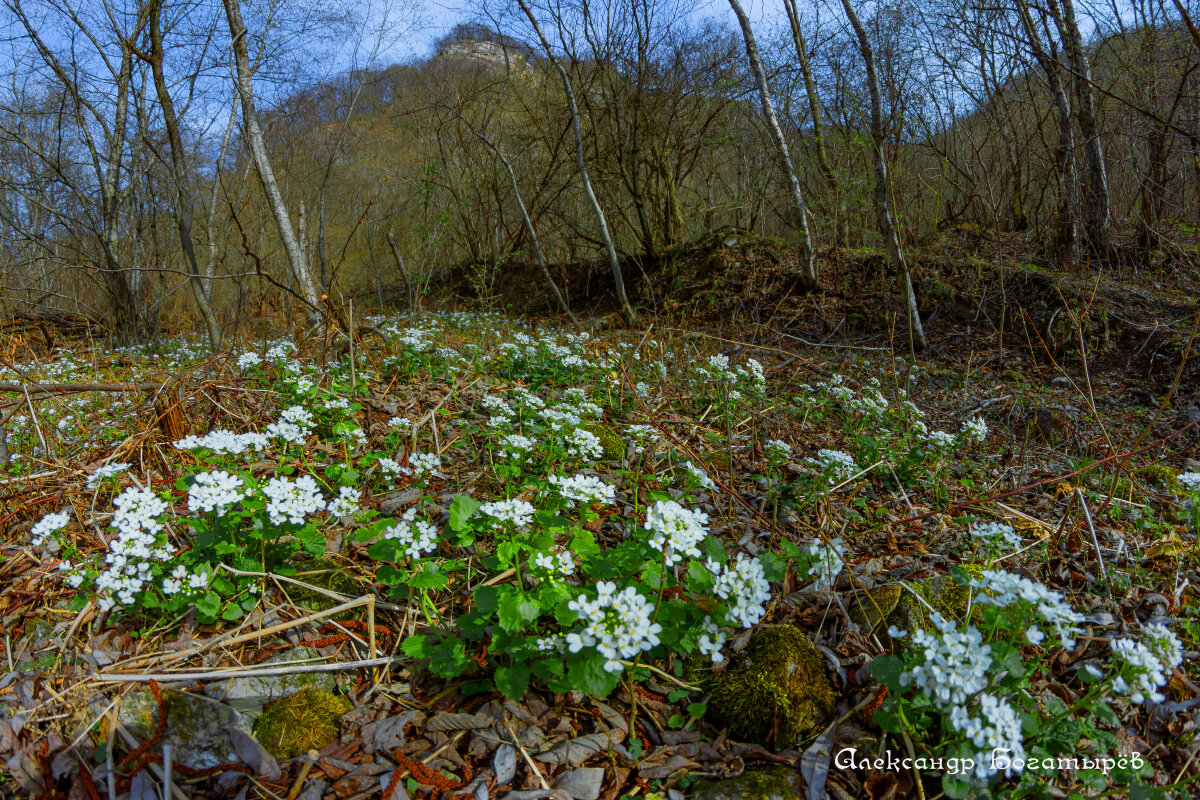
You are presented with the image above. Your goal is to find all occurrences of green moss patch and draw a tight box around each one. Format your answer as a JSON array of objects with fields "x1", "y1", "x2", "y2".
[
  {"x1": 581, "y1": 422, "x2": 626, "y2": 461},
  {"x1": 254, "y1": 686, "x2": 352, "y2": 760},
  {"x1": 706, "y1": 626, "x2": 836, "y2": 749}
]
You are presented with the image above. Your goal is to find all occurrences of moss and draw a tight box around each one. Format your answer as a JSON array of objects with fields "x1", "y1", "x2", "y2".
[
  {"x1": 286, "y1": 557, "x2": 359, "y2": 616},
  {"x1": 692, "y1": 765, "x2": 802, "y2": 800},
  {"x1": 580, "y1": 422, "x2": 626, "y2": 461},
  {"x1": 850, "y1": 566, "x2": 984, "y2": 642},
  {"x1": 1001, "y1": 370, "x2": 1023, "y2": 384},
  {"x1": 1138, "y1": 464, "x2": 1181, "y2": 494},
  {"x1": 254, "y1": 686, "x2": 351, "y2": 760},
  {"x1": 706, "y1": 626, "x2": 836, "y2": 749}
]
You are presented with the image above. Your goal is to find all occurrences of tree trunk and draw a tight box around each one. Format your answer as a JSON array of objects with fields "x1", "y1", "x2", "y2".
[
  {"x1": 141, "y1": 0, "x2": 221, "y2": 351},
  {"x1": 515, "y1": 0, "x2": 637, "y2": 326},
  {"x1": 222, "y1": 0, "x2": 323, "y2": 330},
  {"x1": 839, "y1": 0, "x2": 925, "y2": 351},
  {"x1": 782, "y1": 0, "x2": 848, "y2": 247},
  {"x1": 1016, "y1": 0, "x2": 1078, "y2": 262},
  {"x1": 386, "y1": 233, "x2": 417, "y2": 310},
  {"x1": 1051, "y1": 0, "x2": 1110, "y2": 257},
  {"x1": 729, "y1": 0, "x2": 818, "y2": 289}
]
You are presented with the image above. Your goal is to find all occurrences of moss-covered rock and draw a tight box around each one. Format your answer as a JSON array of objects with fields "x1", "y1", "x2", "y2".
[
  {"x1": 849, "y1": 567, "x2": 984, "y2": 642},
  {"x1": 1138, "y1": 464, "x2": 1181, "y2": 494},
  {"x1": 692, "y1": 765, "x2": 802, "y2": 800},
  {"x1": 286, "y1": 557, "x2": 359, "y2": 615},
  {"x1": 254, "y1": 686, "x2": 352, "y2": 760},
  {"x1": 706, "y1": 626, "x2": 836, "y2": 749},
  {"x1": 581, "y1": 422, "x2": 626, "y2": 461}
]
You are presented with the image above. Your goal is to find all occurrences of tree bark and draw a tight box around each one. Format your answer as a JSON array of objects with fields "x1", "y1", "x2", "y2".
[
  {"x1": 839, "y1": 0, "x2": 925, "y2": 351},
  {"x1": 729, "y1": 0, "x2": 818, "y2": 289},
  {"x1": 1016, "y1": 0, "x2": 1079, "y2": 262},
  {"x1": 515, "y1": 0, "x2": 637, "y2": 326},
  {"x1": 782, "y1": 0, "x2": 847, "y2": 247},
  {"x1": 222, "y1": 0, "x2": 323, "y2": 330},
  {"x1": 1050, "y1": 0, "x2": 1110, "y2": 257},
  {"x1": 140, "y1": 0, "x2": 222, "y2": 351}
]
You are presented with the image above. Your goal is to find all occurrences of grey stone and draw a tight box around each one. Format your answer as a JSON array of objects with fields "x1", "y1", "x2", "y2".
[
  {"x1": 203, "y1": 648, "x2": 335, "y2": 716},
  {"x1": 117, "y1": 689, "x2": 254, "y2": 771}
]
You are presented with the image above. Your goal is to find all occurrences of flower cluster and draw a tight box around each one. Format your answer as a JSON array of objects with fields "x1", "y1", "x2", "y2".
[
  {"x1": 87, "y1": 462, "x2": 131, "y2": 489},
  {"x1": 807, "y1": 537, "x2": 846, "y2": 590},
  {"x1": 1179, "y1": 471, "x2": 1200, "y2": 492},
  {"x1": 174, "y1": 429, "x2": 269, "y2": 456},
  {"x1": 549, "y1": 473, "x2": 615, "y2": 506},
  {"x1": 265, "y1": 406, "x2": 316, "y2": 445},
  {"x1": 401, "y1": 452, "x2": 442, "y2": 478},
  {"x1": 970, "y1": 521, "x2": 1022, "y2": 552},
  {"x1": 698, "y1": 616, "x2": 726, "y2": 663},
  {"x1": 187, "y1": 471, "x2": 246, "y2": 515},
  {"x1": 565, "y1": 428, "x2": 604, "y2": 460},
  {"x1": 970, "y1": 569, "x2": 1082, "y2": 648},
  {"x1": 961, "y1": 416, "x2": 989, "y2": 443},
  {"x1": 382, "y1": 508, "x2": 440, "y2": 558},
  {"x1": 30, "y1": 510, "x2": 71, "y2": 547},
  {"x1": 808, "y1": 449, "x2": 857, "y2": 480},
  {"x1": 645, "y1": 500, "x2": 709, "y2": 566},
  {"x1": 480, "y1": 498, "x2": 536, "y2": 528},
  {"x1": 534, "y1": 548, "x2": 576, "y2": 577},
  {"x1": 901, "y1": 613, "x2": 993, "y2": 707},
  {"x1": 261, "y1": 475, "x2": 326, "y2": 525},
  {"x1": 328, "y1": 486, "x2": 361, "y2": 517},
  {"x1": 764, "y1": 439, "x2": 792, "y2": 463},
  {"x1": 567, "y1": 581, "x2": 663, "y2": 673},
  {"x1": 709, "y1": 554, "x2": 770, "y2": 627},
  {"x1": 1110, "y1": 623, "x2": 1184, "y2": 704}
]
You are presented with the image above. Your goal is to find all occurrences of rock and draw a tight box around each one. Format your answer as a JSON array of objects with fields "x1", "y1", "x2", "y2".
[
  {"x1": 254, "y1": 686, "x2": 352, "y2": 760},
  {"x1": 1050, "y1": 376, "x2": 1071, "y2": 387},
  {"x1": 706, "y1": 626, "x2": 836, "y2": 749},
  {"x1": 849, "y1": 569, "x2": 980, "y2": 641},
  {"x1": 117, "y1": 689, "x2": 254, "y2": 771},
  {"x1": 691, "y1": 765, "x2": 802, "y2": 800},
  {"x1": 204, "y1": 647, "x2": 336, "y2": 716}
]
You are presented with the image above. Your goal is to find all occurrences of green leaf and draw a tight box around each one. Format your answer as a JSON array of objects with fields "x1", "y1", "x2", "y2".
[
  {"x1": 870, "y1": 655, "x2": 905, "y2": 692},
  {"x1": 295, "y1": 526, "x2": 327, "y2": 557},
  {"x1": 686, "y1": 560, "x2": 715, "y2": 594},
  {"x1": 401, "y1": 634, "x2": 429, "y2": 658},
  {"x1": 570, "y1": 529, "x2": 601, "y2": 560},
  {"x1": 687, "y1": 702, "x2": 706, "y2": 718},
  {"x1": 1127, "y1": 782, "x2": 1166, "y2": 800},
  {"x1": 409, "y1": 561, "x2": 447, "y2": 590},
  {"x1": 760, "y1": 552, "x2": 786, "y2": 583},
  {"x1": 221, "y1": 603, "x2": 244, "y2": 621},
  {"x1": 430, "y1": 637, "x2": 472, "y2": 678},
  {"x1": 367, "y1": 539, "x2": 400, "y2": 562},
  {"x1": 568, "y1": 656, "x2": 621, "y2": 697},
  {"x1": 195, "y1": 590, "x2": 221, "y2": 619},
  {"x1": 376, "y1": 564, "x2": 409, "y2": 585},
  {"x1": 703, "y1": 537, "x2": 727, "y2": 565},
  {"x1": 495, "y1": 665, "x2": 530, "y2": 700},
  {"x1": 1091, "y1": 700, "x2": 1120, "y2": 727},
  {"x1": 497, "y1": 587, "x2": 540, "y2": 634},
  {"x1": 474, "y1": 585, "x2": 500, "y2": 615},
  {"x1": 448, "y1": 496, "x2": 482, "y2": 532}
]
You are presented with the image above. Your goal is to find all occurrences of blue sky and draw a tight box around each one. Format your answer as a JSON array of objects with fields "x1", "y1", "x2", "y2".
[{"x1": 401, "y1": 0, "x2": 797, "y2": 59}]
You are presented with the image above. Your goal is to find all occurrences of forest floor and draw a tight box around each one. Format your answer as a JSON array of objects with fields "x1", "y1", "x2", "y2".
[{"x1": 1, "y1": 236, "x2": 1199, "y2": 800}]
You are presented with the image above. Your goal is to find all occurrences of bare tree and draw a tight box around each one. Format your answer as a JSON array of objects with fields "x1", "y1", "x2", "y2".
[
  {"x1": 137, "y1": 0, "x2": 222, "y2": 351},
  {"x1": 727, "y1": 0, "x2": 817, "y2": 289},
  {"x1": 514, "y1": 0, "x2": 638, "y2": 325},
  {"x1": 839, "y1": 0, "x2": 926, "y2": 350},
  {"x1": 222, "y1": 0, "x2": 324, "y2": 330}
]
